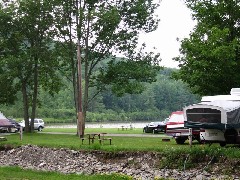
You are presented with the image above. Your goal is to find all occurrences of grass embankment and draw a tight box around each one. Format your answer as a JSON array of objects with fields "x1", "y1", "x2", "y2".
[{"x1": 1, "y1": 129, "x2": 240, "y2": 179}]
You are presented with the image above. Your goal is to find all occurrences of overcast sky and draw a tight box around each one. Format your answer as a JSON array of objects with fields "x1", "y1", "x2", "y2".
[{"x1": 138, "y1": 0, "x2": 196, "y2": 68}]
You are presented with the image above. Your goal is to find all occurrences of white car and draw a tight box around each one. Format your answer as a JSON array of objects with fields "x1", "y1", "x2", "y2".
[{"x1": 19, "y1": 118, "x2": 45, "y2": 131}]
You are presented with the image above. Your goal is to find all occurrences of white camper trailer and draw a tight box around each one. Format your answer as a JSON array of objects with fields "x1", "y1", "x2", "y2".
[{"x1": 184, "y1": 88, "x2": 240, "y2": 146}]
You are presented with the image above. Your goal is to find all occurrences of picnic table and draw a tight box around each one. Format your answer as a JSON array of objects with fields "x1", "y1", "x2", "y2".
[
  {"x1": 86, "y1": 133, "x2": 100, "y2": 144},
  {"x1": 81, "y1": 133, "x2": 112, "y2": 145},
  {"x1": 0, "y1": 137, "x2": 7, "y2": 141},
  {"x1": 118, "y1": 124, "x2": 134, "y2": 131},
  {"x1": 118, "y1": 125, "x2": 128, "y2": 131}
]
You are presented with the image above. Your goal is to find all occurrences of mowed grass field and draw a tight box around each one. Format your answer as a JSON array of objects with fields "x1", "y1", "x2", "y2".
[
  {"x1": 0, "y1": 127, "x2": 235, "y2": 152},
  {"x1": 0, "y1": 166, "x2": 132, "y2": 180},
  {"x1": 2, "y1": 131, "x2": 178, "y2": 151}
]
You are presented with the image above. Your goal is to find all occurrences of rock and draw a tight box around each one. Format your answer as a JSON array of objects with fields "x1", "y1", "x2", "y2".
[
  {"x1": 196, "y1": 174, "x2": 206, "y2": 180},
  {"x1": 38, "y1": 162, "x2": 46, "y2": 168},
  {"x1": 0, "y1": 145, "x2": 238, "y2": 180}
]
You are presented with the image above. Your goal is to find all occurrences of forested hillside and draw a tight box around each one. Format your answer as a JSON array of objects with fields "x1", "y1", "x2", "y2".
[{"x1": 0, "y1": 68, "x2": 199, "y2": 123}]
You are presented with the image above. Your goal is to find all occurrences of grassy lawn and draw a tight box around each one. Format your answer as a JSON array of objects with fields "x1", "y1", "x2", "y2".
[
  {"x1": 0, "y1": 166, "x2": 132, "y2": 180},
  {"x1": 1, "y1": 129, "x2": 238, "y2": 154},
  {"x1": 2, "y1": 130, "x2": 240, "y2": 156},
  {"x1": 1, "y1": 132, "x2": 177, "y2": 151}
]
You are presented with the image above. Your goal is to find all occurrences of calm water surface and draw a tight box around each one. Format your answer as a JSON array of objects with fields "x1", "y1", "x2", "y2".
[{"x1": 47, "y1": 122, "x2": 151, "y2": 129}]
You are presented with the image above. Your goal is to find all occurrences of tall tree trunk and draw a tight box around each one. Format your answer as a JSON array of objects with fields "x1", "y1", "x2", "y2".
[
  {"x1": 77, "y1": 42, "x2": 83, "y2": 137},
  {"x1": 76, "y1": 0, "x2": 84, "y2": 137},
  {"x1": 71, "y1": 44, "x2": 78, "y2": 132},
  {"x1": 22, "y1": 80, "x2": 30, "y2": 132},
  {"x1": 30, "y1": 60, "x2": 39, "y2": 132}
]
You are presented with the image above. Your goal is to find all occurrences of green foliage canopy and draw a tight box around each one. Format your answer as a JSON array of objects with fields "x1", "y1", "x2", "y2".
[
  {"x1": 173, "y1": 0, "x2": 240, "y2": 95},
  {"x1": 0, "y1": 0, "x2": 63, "y2": 131}
]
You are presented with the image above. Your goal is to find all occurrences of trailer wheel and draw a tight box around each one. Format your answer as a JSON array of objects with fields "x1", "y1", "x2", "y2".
[
  {"x1": 194, "y1": 135, "x2": 201, "y2": 144},
  {"x1": 220, "y1": 142, "x2": 226, "y2": 147},
  {"x1": 175, "y1": 137, "x2": 186, "y2": 144},
  {"x1": 224, "y1": 129, "x2": 237, "y2": 144}
]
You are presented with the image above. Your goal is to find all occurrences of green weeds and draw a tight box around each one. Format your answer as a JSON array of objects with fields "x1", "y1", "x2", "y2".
[{"x1": 0, "y1": 166, "x2": 132, "y2": 180}]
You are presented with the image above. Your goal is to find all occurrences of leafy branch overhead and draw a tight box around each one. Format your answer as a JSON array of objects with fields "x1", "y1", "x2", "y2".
[
  {"x1": 60, "y1": 0, "x2": 162, "y2": 108},
  {"x1": 96, "y1": 48, "x2": 161, "y2": 96},
  {"x1": 174, "y1": 0, "x2": 240, "y2": 95}
]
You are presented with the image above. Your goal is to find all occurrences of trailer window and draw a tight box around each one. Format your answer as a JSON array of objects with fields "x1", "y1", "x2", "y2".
[{"x1": 186, "y1": 108, "x2": 221, "y2": 123}]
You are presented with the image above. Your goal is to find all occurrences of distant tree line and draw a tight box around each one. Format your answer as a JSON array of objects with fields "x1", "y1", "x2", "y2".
[{"x1": 1, "y1": 68, "x2": 200, "y2": 123}]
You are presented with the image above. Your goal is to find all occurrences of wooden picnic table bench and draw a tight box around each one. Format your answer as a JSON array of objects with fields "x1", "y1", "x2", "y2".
[
  {"x1": 80, "y1": 133, "x2": 112, "y2": 145},
  {"x1": 81, "y1": 133, "x2": 100, "y2": 145},
  {"x1": 98, "y1": 133, "x2": 112, "y2": 145},
  {"x1": 118, "y1": 125, "x2": 128, "y2": 131},
  {"x1": 0, "y1": 137, "x2": 7, "y2": 141}
]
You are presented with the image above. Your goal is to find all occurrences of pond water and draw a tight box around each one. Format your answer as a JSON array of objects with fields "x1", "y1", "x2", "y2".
[{"x1": 47, "y1": 122, "x2": 151, "y2": 129}]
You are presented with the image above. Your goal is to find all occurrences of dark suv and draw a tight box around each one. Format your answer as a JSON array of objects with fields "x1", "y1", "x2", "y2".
[{"x1": 143, "y1": 121, "x2": 166, "y2": 134}]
